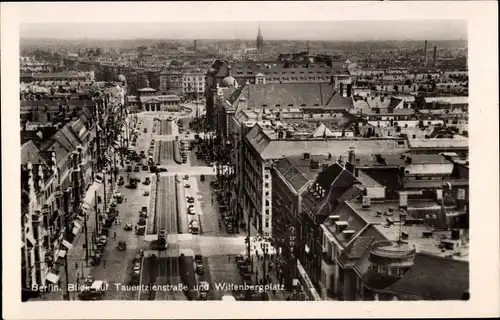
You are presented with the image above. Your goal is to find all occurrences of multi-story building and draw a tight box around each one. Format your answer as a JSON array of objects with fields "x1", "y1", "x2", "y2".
[
  {"x1": 319, "y1": 189, "x2": 469, "y2": 300},
  {"x1": 241, "y1": 120, "x2": 409, "y2": 236},
  {"x1": 182, "y1": 71, "x2": 206, "y2": 100},
  {"x1": 128, "y1": 88, "x2": 181, "y2": 112},
  {"x1": 159, "y1": 70, "x2": 183, "y2": 96},
  {"x1": 205, "y1": 59, "x2": 350, "y2": 129},
  {"x1": 20, "y1": 94, "x2": 113, "y2": 298},
  {"x1": 21, "y1": 71, "x2": 95, "y2": 83}
]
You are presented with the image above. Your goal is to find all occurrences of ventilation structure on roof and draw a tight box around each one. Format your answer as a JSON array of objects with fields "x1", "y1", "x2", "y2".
[{"x1": 335, "y1": 221, "x2": 348, "y2": 233}]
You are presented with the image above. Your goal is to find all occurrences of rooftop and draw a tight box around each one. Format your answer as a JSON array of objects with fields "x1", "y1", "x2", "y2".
[
  {"x1": 226, "y1": 83, "x2": 353, "y2": 111},
  {"x1": 408, "y1": 138, "x2": 469, "y2": 149},
  {"x1": 423, "y1": 96, "x2": 468, "y2": 105},
  {"x1": 344, "y1": 198, "x2": 469, "y2": 261},
  {"x1": 246, "y1": 124, "x2": 409, "y2": 160}
]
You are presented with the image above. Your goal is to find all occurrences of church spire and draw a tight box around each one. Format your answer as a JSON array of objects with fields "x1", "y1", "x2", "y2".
[{"x1": 256, "y1": 23, "x2": 264, "y2": 51}]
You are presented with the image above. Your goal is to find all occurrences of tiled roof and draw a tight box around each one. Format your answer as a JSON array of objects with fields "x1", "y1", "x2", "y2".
[
  {"x1": 231, "y1": 83, "x2": 351, "y2": 111},
  {"x1": 283, "y1": 166, "x2": 310, "y2": 193},
  {"x1": 384, "y1": 253, "x2": 469, "y2": 300}
]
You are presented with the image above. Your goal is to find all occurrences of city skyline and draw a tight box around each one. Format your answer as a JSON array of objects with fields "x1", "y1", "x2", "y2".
[{"x1": 20, "y1": 21, "x2": 467, "y2": 41}]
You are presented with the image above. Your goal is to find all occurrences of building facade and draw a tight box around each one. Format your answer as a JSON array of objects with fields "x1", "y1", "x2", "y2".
[{"x1": 182, "y1": 71, "x2": 206, "y2": 100}]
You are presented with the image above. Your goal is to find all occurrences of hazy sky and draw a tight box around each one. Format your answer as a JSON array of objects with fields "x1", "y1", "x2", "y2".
[{"x1": 20, "y1": 20, "x2": 467, "y2": 41}]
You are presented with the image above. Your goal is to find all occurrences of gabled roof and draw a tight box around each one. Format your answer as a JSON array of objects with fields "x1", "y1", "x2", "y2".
[
  {"x1": 310, "y1": 123, "x2": 335, "y2": 138},
  {"x1": 21, "y1": 141, "x2": 45, "y2": 166}
]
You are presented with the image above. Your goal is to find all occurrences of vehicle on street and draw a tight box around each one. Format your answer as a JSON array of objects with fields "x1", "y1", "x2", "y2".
[
  {"x1": 134, "y1": 165, "x2": 140, "y2": 172},
  {"x1": 124, "y1": 223, "x2": 133, "y2": 231},
  {"x1": 198, "y1": 281, "x2": 209, "y2": 300},
  {"x1": 187, "y1": 197, "x2": 195, "y2": 204},
  {"x1": 200, "y1": 174, "x2": 205, "y2": 181},
  {"x1": 195, "y1": 260, "x2": 204, "y2": 275},
  {"x1": 136, "y1": 225, "x2": 146, "y2": 235},
  {"x1": 190, "y1": 219, "x2": 200, "y2": 235},
  {"x1": 79, "y1": 280, "x2": 108, "y2": 300},
  {"x1": 226, "y1": 224, "x2": 234, "y2": 234},
  {"x1": 126, "y1": 165, "x2": 132, "y2": 172},
  {"x1": 185, "y1": 184, "x2": 190, "y2": 188},
  {"x1": 118, "y1": 176, "x2": 125, "y2": 186},
  {"x1": 137, "y1": 217, "x2": 146, "y2": 226},
  {"x1": 127, "y1": 179, "x2": 138, "y2": 189},
  {"x1": 144, "y1": 177, "x2": 151, "y2": 185},
  {"x1": 113, "y1": 193, "x2": 124, "y2": 203},
  {"x1": 140, "y1": 150, "x2": 145, "y2": 158},
  {"x1": 143, "y1": 128, "x2": 147, "y2": 133},
  {"x1": 94, "y1": 174, "x2": 103, "y2": 183},
  {"x1": 142, "y1": 164, "x2": 148, "y2": 171},
  {"x1": 118, "y1": 240, "x2": 127, "y2": 251},
  {"x1": 187, "y1": 207, "x2": 195, "y2": 215},
  {"x1": 183, "y1": 175, "x2": 189, "y2": 180},
  {"x1": 158, "y1": 167, "x2": 168, "y2": 172},
  {"x1": 143, "y1": 191, "x2": 149, "y2": 196}
]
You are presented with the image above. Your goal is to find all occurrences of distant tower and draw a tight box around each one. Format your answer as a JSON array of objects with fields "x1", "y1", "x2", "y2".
[
  {"x1": 433, "y1": 46, "x2": 437, "y2": 66},
  {"x1": 306, "y1": 40, "x2": 310, "y2": 53},
  {"x1": 194, "y1": 39, "x2": 198, "y2": 52},
  {"x1": 423, "y1": 40, "x2": 428, "y2": 66},
  {"x1": 256, "y1": 24, "x2": 264, "y2": 51}
]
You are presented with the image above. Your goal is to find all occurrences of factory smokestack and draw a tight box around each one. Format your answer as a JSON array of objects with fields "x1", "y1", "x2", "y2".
[
  {"x1": 433, "y1": 46, "x2": 437, "y2": 66},
  {"x1": 424, "y1": 40, "x2": 428, "y2": 66}
]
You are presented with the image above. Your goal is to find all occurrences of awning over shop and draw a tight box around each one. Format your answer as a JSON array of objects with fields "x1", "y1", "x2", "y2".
[
  {"x1": 46, "y1": 273, "x2": 60, "y2": 284},
  {"x1": 57, "y1": 250, "x2": 67, "y2": 258},
  {"x1": 62, "y1": 239, "x2": 73, "y2": 250},
  {"x1": 72, "y1": 221, "x2": 82, "y2": 235},
  {"x1": 25, "y1": 232, "x2": 36, "y2": 248}
]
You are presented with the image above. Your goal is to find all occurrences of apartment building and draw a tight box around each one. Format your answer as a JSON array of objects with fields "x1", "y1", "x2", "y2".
[
  {"x1": 20, "y1": 97, "x2": 107, "y2": 296},
  {"x1": 182, "y1": 71, "x2": 206, "y2": 100}
]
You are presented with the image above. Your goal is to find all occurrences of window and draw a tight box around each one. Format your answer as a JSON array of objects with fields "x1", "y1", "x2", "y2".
[{"x1": 265, "y1": 183, "x2": 269, "y2": 188}]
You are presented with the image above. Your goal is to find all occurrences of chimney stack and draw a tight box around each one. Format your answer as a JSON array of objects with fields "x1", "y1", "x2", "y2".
[
  {"x1": 424, "y1": 40, "x2": 428, "y2": 66},
  {"x1": 339, "y1": 82, "x2": 344, "y2": 97},
  {"x1": 433, "y1": 46, "x2": 437, "y2": 66},
  {"x1": 347, "y1": 83, "x2": 352, "y2": 97}
]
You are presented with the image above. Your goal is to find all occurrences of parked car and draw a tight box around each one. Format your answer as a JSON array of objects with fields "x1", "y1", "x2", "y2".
[
  {"x1": 124, "y1": 223, "x2": 133, "y2": 231},
  {"x1": 126, "y1": 166, "x2": 132, "y2": 173},
  {"x1": 157, "y1": 167, "x2": 168, "y2": 172},
  {"x1": 185, "y1": 184, "x2": 190, "y2": 188},
  {"x1": 144, "y1": 177, "x2": 151, "y2": 185},
  {"x1": 136, "y1": 225, "x2": 145, "y2": 235},
  {"x1": 143, "y1": 191, "x2": 149, "y2": 196},
  {"x1": 142, "y1": 165, "x2": 149, "y2": 171},
  {"x1": 183, "y1": 175, "x2": 189, "y2": 180},
  {"x1": 187, "y1": 197, "x2": 195, "y2": 204},
  {"x1": 134, "y1": 166, "x2": 140, "y2": 172},
  {"x1": 200, "y1": 175, "x2": 205, "y2": 182}
]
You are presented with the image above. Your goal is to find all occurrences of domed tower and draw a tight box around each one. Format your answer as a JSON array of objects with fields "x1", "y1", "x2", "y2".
[{"x1": 221, "y1": 65, "x2": 238, "y2": 88}]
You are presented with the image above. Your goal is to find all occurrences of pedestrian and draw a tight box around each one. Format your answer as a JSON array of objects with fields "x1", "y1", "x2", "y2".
[
  {"x1": 135, "y1": 225, "x2": 137, "y2": 231},
  {"x1": 228, "y1": 256, "x2": 231, "y2": 262},
  {"x1": 114, "y1": 232, "x2": 117, "y2": 239},
  {"x1": 75, "y1": 262, "x2": 78, "y2": 270},
  {"x1": 103, "y1": 260, "x2": 106, "y2": 268}
]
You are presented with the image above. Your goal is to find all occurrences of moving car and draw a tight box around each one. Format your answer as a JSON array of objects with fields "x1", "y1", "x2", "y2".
[
  {"x1": 186, "y1": 197, "x2": 195, "y2": 204},
  {"x1": 143, "y1": 191, "x2": 150, "y2": 196},
  {"x1": 118, "y1": 240, "x2": 127, "y2": 251},
  {"x1": 124, "y1": 223, "x2": 133, "y2": 231},
  {"x1": 144, "y1": 177, "x2": 151, "y2": 185},
  {"x1": 157, "y1": 167, "x2": 168, "y2": 172},
  {"x1": 187, "y1": 207, "x2": 195, "y2": 215},
  {"x1": 184, "y1": 184, "x2": 190, "y2": 188},
  {"x1": 143, "y1": 128, "x2": 147, "y2": 133}
]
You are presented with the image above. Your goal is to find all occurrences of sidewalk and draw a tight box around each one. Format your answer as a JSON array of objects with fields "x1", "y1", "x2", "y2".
[
  {"x1": 250, "y1": 253, "x2": 287, "y2": 301},
  {"x1": 38, "y1": 158, "x2": 120, "y2": 300}
]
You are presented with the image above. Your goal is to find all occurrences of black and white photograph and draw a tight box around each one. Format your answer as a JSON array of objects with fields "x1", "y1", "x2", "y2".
[{"x1": 2, "y1": 1, "x2": 498, "y2": 319}]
